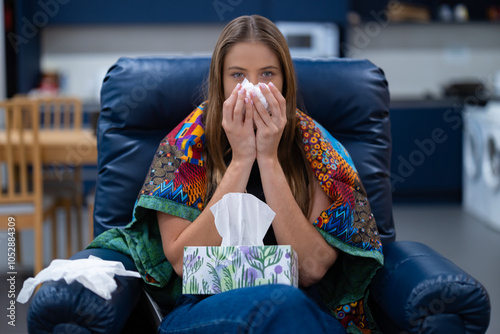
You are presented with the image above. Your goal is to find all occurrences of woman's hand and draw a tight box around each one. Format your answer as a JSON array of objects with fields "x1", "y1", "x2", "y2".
[
  {"x1": 251, "y1": 82, "x2": 287, "y2": 163},
  {"x1": 222, "y1": 83, "x2": 256, "y2": 165}
]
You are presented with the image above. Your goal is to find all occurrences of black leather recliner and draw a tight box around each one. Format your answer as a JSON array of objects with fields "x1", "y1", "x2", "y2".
[{"x1": 27, "y1": 56, "x2": 490, "y2": 333}]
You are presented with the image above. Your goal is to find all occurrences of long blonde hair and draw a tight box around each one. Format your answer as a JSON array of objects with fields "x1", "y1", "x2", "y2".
[{"x1": 204, "y1": 15, "x2": 313, "y2": 215}]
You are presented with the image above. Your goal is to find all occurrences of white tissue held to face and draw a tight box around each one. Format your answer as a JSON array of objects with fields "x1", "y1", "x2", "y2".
[{"x1": 241, "y1": 78, "x2": 270, "y2": 113}]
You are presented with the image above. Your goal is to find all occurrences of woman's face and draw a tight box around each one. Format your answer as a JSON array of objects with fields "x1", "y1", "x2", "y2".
[{"x1": 223, "y1": 42, "x2": 283, "y2": 99}]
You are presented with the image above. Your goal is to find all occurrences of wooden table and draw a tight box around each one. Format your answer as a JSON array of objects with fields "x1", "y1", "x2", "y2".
[
  {"x1": 0, "y1": 129, "x2": 97, "y2": 165},
  {"x1": 1, "y1": 128, "x2": 97, "y2": 257}
]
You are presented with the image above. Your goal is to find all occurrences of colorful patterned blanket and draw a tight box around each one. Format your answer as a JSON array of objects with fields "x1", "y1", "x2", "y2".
[{"x1": 89, "y1": 102, "x2": 384, "y2": 333}]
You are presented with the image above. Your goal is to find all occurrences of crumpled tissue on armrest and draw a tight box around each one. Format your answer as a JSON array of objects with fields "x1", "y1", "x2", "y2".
[{"x1": 17, "y1": 255, "x2": 141, "y2": 303}]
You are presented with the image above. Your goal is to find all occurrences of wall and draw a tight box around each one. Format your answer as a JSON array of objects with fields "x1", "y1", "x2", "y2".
[
  {"x1": 15, "y1": 0, "x2": 348, "y2": 96},
  {"x1": 344, "y1": 23, "x2": 500, "y2": 99},
  {"x1": 41, "y1": 22, "x2": 500, "y2": 102},
  {"x1": 41, "y1": 24, "x2": 224, "y2": 102}
]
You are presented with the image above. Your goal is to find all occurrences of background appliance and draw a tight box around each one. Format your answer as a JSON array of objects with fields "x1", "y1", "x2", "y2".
[
  {"x1": 276, "y1": 22, "x2": 339, "y2": 57},
  {"x1": 463, "y1": 101, "x2": 500, "y2": 231}
]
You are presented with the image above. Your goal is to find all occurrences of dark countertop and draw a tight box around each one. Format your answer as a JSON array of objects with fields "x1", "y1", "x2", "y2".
[
  {"x1": 390, "y1": 94, "x2": 500, "y2": 109},
  {"x1": 389, "y1": 98, "x2": 462, "y2": 110}
]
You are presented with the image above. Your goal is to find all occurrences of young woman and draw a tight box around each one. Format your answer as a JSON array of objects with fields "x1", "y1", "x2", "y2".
[{"x1": 90, "y1": 15, "x2": 383, "y2": 334}]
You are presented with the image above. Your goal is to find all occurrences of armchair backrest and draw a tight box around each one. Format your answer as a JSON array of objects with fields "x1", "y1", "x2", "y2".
[{"x1": 95, "y1": 56, "x2": 395, "y2": 244}]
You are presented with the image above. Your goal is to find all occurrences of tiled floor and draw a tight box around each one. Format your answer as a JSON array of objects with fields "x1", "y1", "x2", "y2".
[{"x1": 1, "y1": 204, "x2": 498, "y2": 333}]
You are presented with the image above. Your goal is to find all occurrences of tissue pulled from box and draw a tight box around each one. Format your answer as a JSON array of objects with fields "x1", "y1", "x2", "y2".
[
  {"x1": 17, "y1": 255, "x2": 141, "y2": 303},
  {"x1": 241, "y1": 78, "x2": 270, "y2": 112},
  {"x1": 211, "y1": 193, "x2": 275, "y2": 246},
  {"x1": 182, "y1": 193, "x2": 298, "y2": 294}
]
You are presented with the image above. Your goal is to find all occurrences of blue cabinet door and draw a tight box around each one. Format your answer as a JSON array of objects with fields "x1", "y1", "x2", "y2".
[
  {"x1": 390, "y1": 101, "x2": 463, "y2": 202},
  {"x1": 31, "y1": 0, "x2": 348, "y2": 25}
]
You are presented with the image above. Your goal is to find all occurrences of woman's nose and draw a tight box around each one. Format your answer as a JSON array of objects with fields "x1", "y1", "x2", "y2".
[{"x1": 246, "y1": 75, "x2": 258, "y2": 85}]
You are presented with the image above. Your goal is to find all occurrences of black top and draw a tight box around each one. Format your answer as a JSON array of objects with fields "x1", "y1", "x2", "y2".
[
  {"x1": 224, "y1": 154, "x2": 277, "y2": 245},
  {"x1": 246, "y1": 162, "x2": 277, "y2": 246}
]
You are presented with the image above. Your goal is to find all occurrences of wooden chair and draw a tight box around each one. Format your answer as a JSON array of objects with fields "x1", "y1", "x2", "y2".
[
  {"x1": 0, "y1": 99, "x2": 56, "y2": 274},
  {"x1": 86, "y1": 188, "x2": 95, "y2": 245},
  {"x1": 36, "y1": 97, "x2": 85, "y2": 258}
]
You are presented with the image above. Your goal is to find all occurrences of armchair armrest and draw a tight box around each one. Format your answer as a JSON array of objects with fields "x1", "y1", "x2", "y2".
[
  {"x1": 370, "y1": 241, "x2": 490, "y2": 334},
  {"x1": 27, "y1": 249, "x2": 142, "y2": 334}
]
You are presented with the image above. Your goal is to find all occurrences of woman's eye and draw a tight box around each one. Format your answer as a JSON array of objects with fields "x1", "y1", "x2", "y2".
[
  {"x1": 261, "y1": 71, "x2": 273, "y2": 78},
  {"x1": 232, "y1": 72, "x2": 244, "y2": 79}
]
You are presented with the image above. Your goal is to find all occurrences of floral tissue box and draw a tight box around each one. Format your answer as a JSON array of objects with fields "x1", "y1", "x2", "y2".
[{"x1": 182, "y1": 245, "x2": 298, "y2": 294}]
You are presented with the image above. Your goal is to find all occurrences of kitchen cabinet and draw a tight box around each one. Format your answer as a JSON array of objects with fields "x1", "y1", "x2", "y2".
[
  {"x1": 390, "y1": 99, "x2": 463, "y2": 202},
  {"x1": 351, "y1": 0, "x2": 500, "y2": 22},
  {"x1": 40, "y1": 0, "x2": 347, "y2": 25}
]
